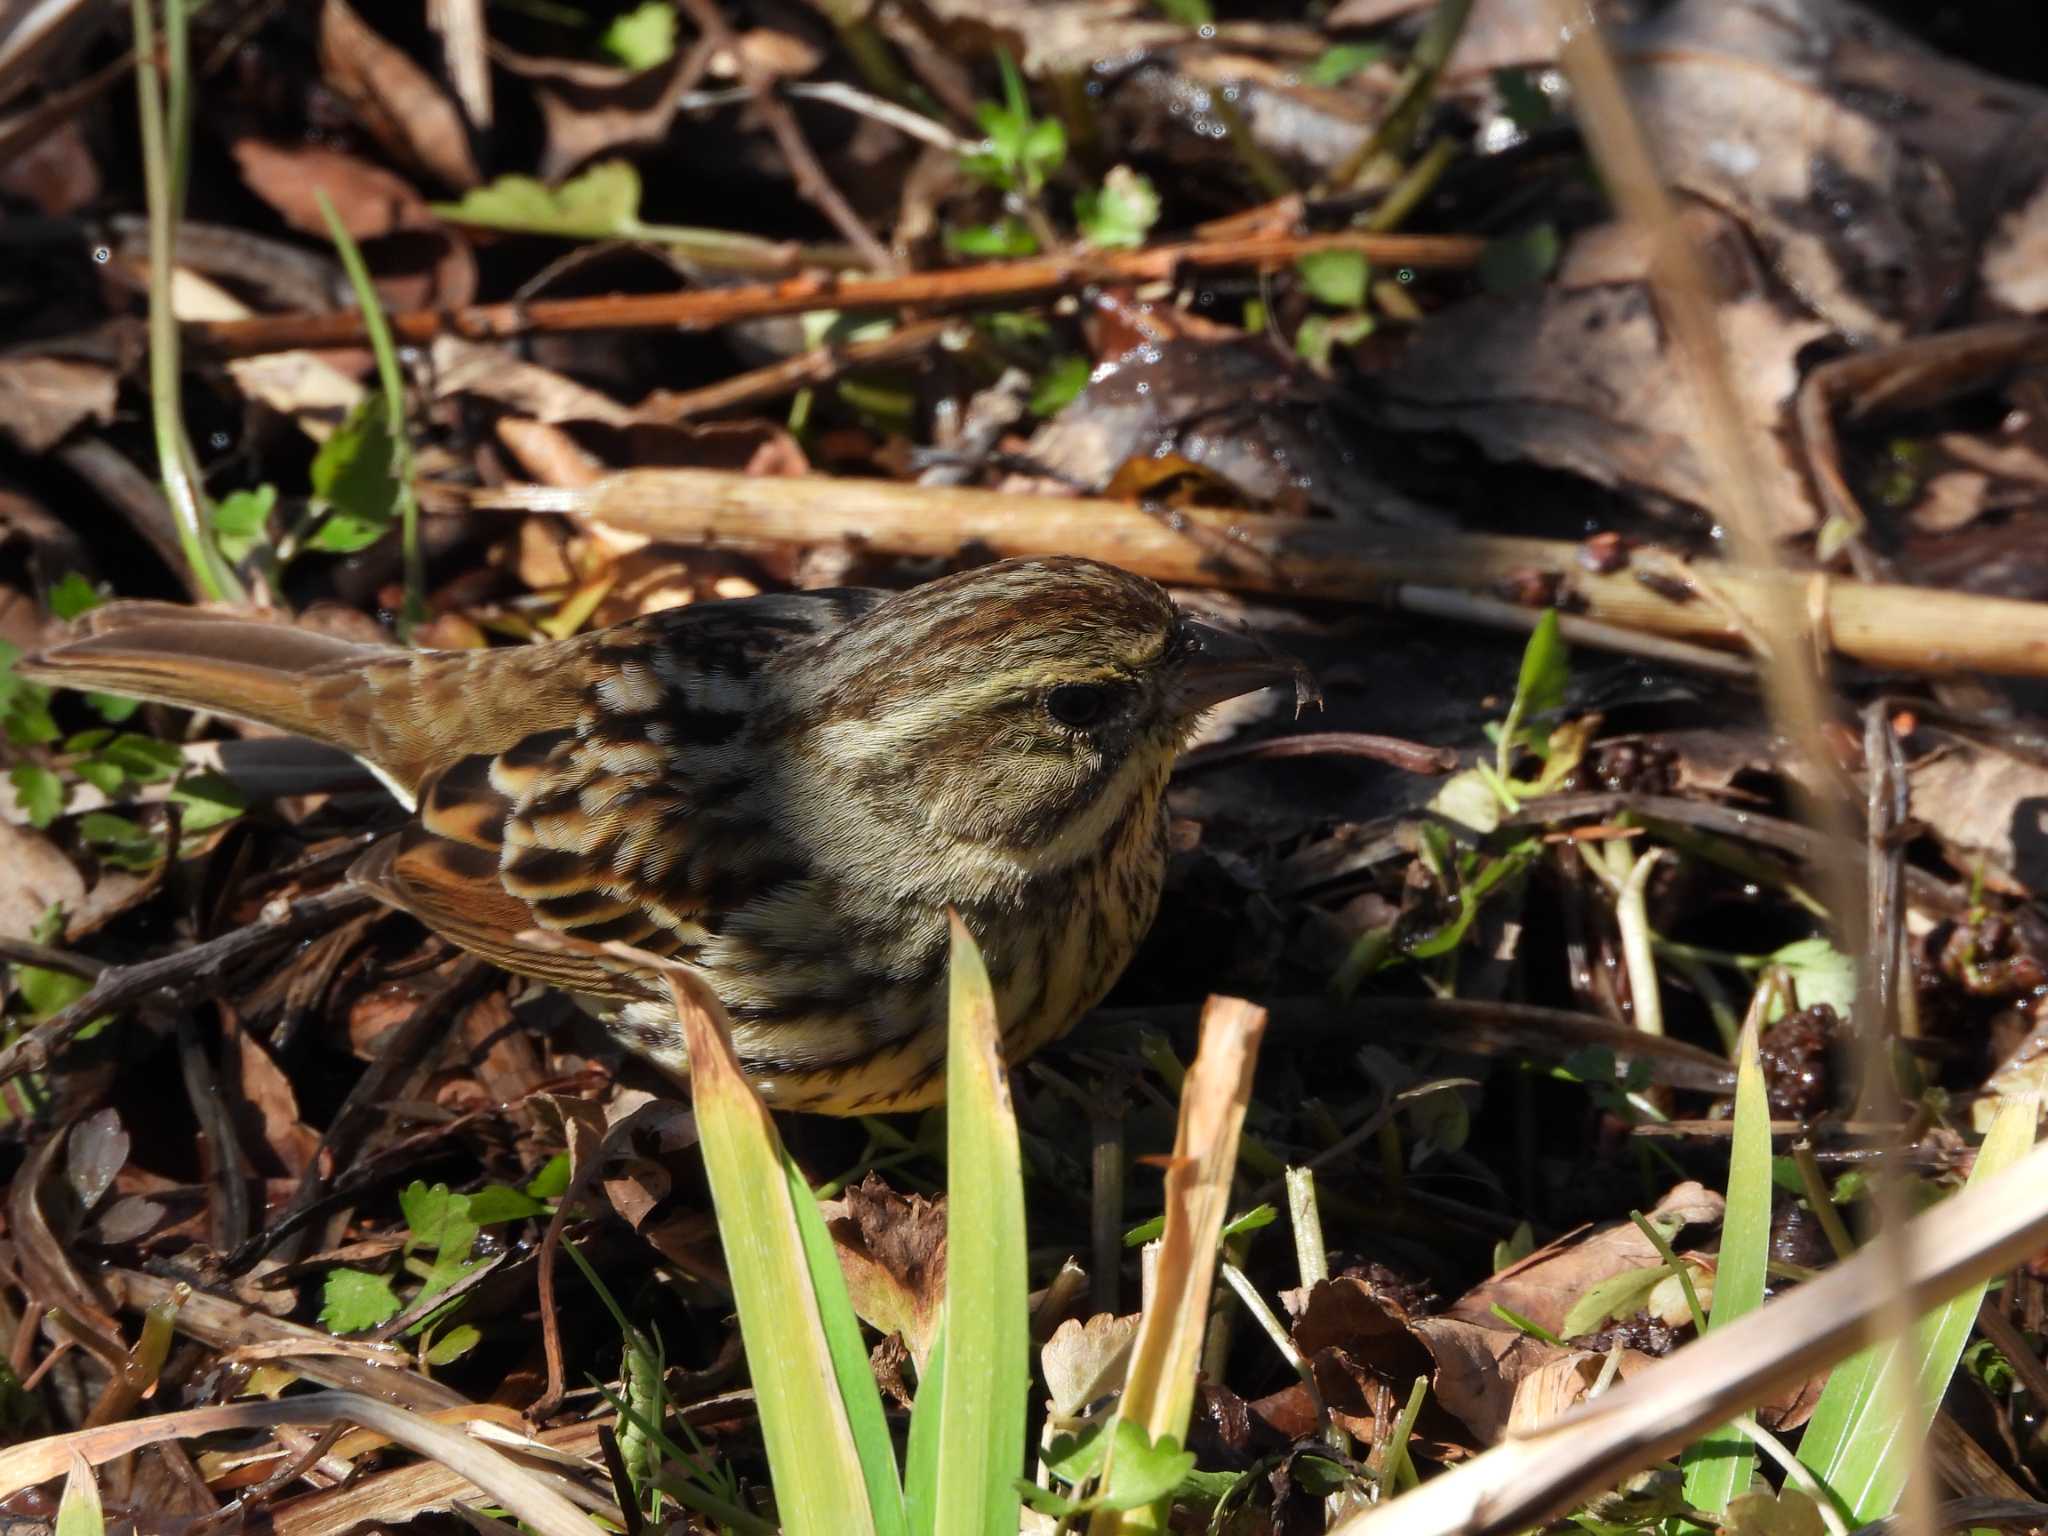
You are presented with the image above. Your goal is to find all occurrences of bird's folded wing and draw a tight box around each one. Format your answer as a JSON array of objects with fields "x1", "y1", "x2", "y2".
[{"x1": 349, "y1": 728, "x2": 693, "y2": 1002}]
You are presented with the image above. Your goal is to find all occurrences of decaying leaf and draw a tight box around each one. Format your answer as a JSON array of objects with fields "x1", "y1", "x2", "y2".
[
  {"x1": 1446, "y1": 1181, "x2": 1724, "y2": 1336},
  {"x1": 1407, "y1": 1314, "x2": 1656, "y2": 1445},
  {"x1": 821, "y1": 1172, "x2": 948, "y2": 1372},
  {"x1": 0, "y1": 356, "x2": 116, "y2": 455},
  {"x1": 1041, "y1": 1310, "x2": 1142, "y2": 1422},
  {"x1": 1905, "y1": 732, "x2": 2048, "y2": 895},
  {"x1": 319, "y1": 0, "x2": 480, "y2": 191},
  {"x1": 231, "y1": 139, "x2": 431, "y2": 241},
  {"x1": 1374, "y1": 213, "x2": 1831, "y2": 535}
]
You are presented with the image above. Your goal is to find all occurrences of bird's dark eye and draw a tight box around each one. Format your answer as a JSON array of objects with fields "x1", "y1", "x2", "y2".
[{"x1": 1046, "y1": 683, "x2": 1111, "y2": 728}]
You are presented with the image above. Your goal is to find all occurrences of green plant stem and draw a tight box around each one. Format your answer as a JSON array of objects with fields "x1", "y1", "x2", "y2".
[
  {"x1": 1629, "y1": 1209, "x2": 1707, "y2": 1334},
  {"x1": 1380, "y1": 1376, "x2": 1430, "y2": 1493},
  {"x1": 1731, "y1": 1417, "x2": 1851, "y2": 1536},
  {"x1": 1614, "y1": 845, "x2": 1668, "y2": 1035},
  {"x1": 1793, "y1": 1139, "x2": 1858, "y2": 1261},
  {"x1": 1365, "y1": 136, "x2": 1459, "y2": 233},
  {"x1": 1331, "y1": 0, "x2": 1476, "y2": 188},
  {"x1": 130, "y1": 0, "x2": 243, "y2": 604},
  {"x1": 1286, "y1": 1167, "x2": 1328, "y2": 1289},
  {"x1": 1205, "y1": 86, "x2": 1293, "y2": 199},
  {"x1": 315, "y1": 192, "x2": 426, "y2": 638}
]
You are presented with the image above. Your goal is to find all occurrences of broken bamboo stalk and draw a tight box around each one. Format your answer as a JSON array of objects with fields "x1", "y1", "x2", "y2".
[{"x1": 453, "y1": 468, "x2": 2048, "y2": 679}]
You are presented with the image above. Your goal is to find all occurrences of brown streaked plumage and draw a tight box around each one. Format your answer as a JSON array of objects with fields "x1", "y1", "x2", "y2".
[{"x1": 21, "y1": 558, "x2": 1310, "y2": 1112}]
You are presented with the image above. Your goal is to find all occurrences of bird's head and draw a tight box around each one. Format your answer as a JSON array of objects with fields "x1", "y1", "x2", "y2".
[{"x1": 781, "y1": 557, "x2": 1314, "y2": 875}]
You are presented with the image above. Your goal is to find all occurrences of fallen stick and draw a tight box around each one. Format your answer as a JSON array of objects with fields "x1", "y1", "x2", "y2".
[
  {"x1": 454, "y1": 468, "x2": 2048, "y2": 679},
  {"x1": 188, "y1": 231, "x2": 1483, "y2": 357},
  {"x1": 0, "y1": 886, "x2": 377, "y2": 1088}
]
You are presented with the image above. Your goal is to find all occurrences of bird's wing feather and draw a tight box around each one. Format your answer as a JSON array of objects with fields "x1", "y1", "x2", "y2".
[
  {"x1": 350, "y1": 833, "x2": 660, "y2": 1000},
  {"x1": 348, "y1": 589, "x2": 886, "y2": 996}
]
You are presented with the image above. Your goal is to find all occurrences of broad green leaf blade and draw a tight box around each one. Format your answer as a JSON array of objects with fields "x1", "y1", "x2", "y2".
[
  {"x1": 1796, "y1": 1096, "x2": 2037, "y2": 1520},
  {"x1": 1681, "y1": 1019, "x2": 1772, "y2": 1511},
  {"x1": 664, "y1": 967, "x2": 879, "y2": 1536},
  {"x1": 931, "y1": 916, "x2": 1030, "y2": 1536},
  {"x1": 434, "y1": 161, "x2": 643, "y2": 239},
  {"x1": 784, "y1": 1145, "x2": 909, "y2": 1536}
]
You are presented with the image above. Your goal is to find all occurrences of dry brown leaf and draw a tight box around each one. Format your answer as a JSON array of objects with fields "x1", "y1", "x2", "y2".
[
  {"x1": 1041, "y1": 1311, "x2": 1141, "y2": 1421},
  {"x1": 231, "y1": 139, "x2": 431, "y2": 241},
  {"x1": 231, "y1": 1020, "x2": 319, "y2": 1178},
  {"x1": 1021, "y1": 333, "x2": 1419, "y2": 524},
  {"x1": 1983, "y1": 181, "x2": 2048, "y2": 314},
  {"x1": 0, "y1": 356, "x2": 116, "y2": 454},
  {"x1": 718, "y1": 27, "x2": 824, "y2": 81},
  {"x1": 65, "y1": 1108, "x2": 127, "y2": 1213},
  {"x1": 1621, "y1": 51, "x2": 1964, "y2": 343},
  {"x1": 1445, "y1": 1181, "x2": 1724, "y2": 1336},
  {"x1": 1906, "y1": 733, "x2": 2048, "y2": 895},
  {"x1": 821, "y1": 1173, "x2": 948, "y2": 1373},
  {"x1": 431, "y1": 338, "x2": 638, "y2": 427},
  {"x1": 358, "y1": 227, "x2": 478, "y2": 315},
  {"x1": 1409, "y1": 1315, "x2": 1656, "y2": 1445},
  {"x1": 1326, "y1": 0, "x2": 1561, "y2": 76},
  {"x1": 454, "y1": 989, "x2": 546, "y2": 1105},
  {"x1": 497, "y1": 417, "x2": 608, "y2": 489},
  {"x1": 0, "y1": 821, "x2": 86, "y2": 941},
  {"x1": 0, "y1": 116, "x2": 97, "y2": 214},
  {"x1": 1503, "y1": 1348, "x2": 1652, "y2": 1436},
  {"x1": 319, "y1": 0, "x2": 479, "y2": 191},
  {"x1": 1375, "y1": 218, "x2": 1830, "y2": 535}
]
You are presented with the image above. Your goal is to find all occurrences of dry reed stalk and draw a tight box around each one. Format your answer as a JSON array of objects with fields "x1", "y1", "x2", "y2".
[{"x1": 457, "y1": 469, "x2": 2048, "y2": 679}]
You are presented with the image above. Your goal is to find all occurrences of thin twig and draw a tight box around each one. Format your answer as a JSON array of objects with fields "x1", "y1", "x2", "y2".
[
  {"x1": 0, "y1": 940, "x2": 105, "y2": 980},
  {"x1": 189, "y1": 231, "x2": 1483, "y2": 356},
  {"x1": 1175, "y1": 731, "x2": 1457, "y2": 776},
  {"x1": 1864, "y1": 700, "x2": 1913, "y2": 1037},
  {"x1": 675, "y1": 0, "x2": 895, "y2": 272},
  {"x1": 0, "y1": 886, "x2": 378, "y2": 1089},
  {"x1": 638, "y1": 316, "x2": 959, "y2": 422}
]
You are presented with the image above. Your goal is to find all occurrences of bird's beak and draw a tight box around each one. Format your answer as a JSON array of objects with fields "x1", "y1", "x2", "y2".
[{"x1": 1172, "y1": 620, "x2": 1322, "y2": 718}]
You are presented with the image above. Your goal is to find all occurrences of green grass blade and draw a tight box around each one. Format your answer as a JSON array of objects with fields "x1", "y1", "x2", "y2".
[
  {"x1": 784, "y1": 1144, "x2": 910, "y2": 1536},
  {"x1": 55, "y1": 1454, "x2": 104, "y2": 1536},
  {"x1": 660, "y1": 965, "x2": 879, "y2": 1536},
  {"x1": 1795, "y1": 1095, "x2": 2037, "y2": 1520},
  {"x1": 904, "y1": 1320, "x2": 947, "y2": 1535},
  {"x1": 930, "y1": 915, "x2": 1030, "y2": 1536},
  {"x1": 314, "y1": 192, "x2": 426, "y2": 638},
  {"x1": 1680, "y1": 1017, "x2": 1772, "y2": 1511}
]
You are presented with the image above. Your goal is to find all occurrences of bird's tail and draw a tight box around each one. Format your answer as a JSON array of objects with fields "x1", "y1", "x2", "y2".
[{"x1": 19, "y1": 603, "x2": 498, "y2": 801}]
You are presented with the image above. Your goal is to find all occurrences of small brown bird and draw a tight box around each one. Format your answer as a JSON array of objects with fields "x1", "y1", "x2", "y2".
[{"x1": 22, "y1": 557, "x2": 1309, "y2": 1112}]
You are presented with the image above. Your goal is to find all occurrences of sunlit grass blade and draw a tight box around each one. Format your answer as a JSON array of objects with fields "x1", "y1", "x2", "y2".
[
  {"x1": 1795, "y1": 1095, "x2": 2038, "y2": 1522},
  {"x1": 1090, "y1": 994, "x2": 1267, "y2": 1536},
  {"x1": 903, "y1": 1320, "x2": 945, "y2": 1529},
  {"x1": 784, "y1": 1145, "x2": 910, "y2": 1536},
  {"x1": 649, "y1": 957, "x2": 880, "y2": 1536},
  {"x1": 1680, "y1": 1014, "x2": 1772, "y2": 1511},
  {"x1": 55, "y1": 1454, "x2": 103, "y2": 1536},
  {"x1": 920, "y1": 915, "x2": 1030, "y2": 1536}
]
